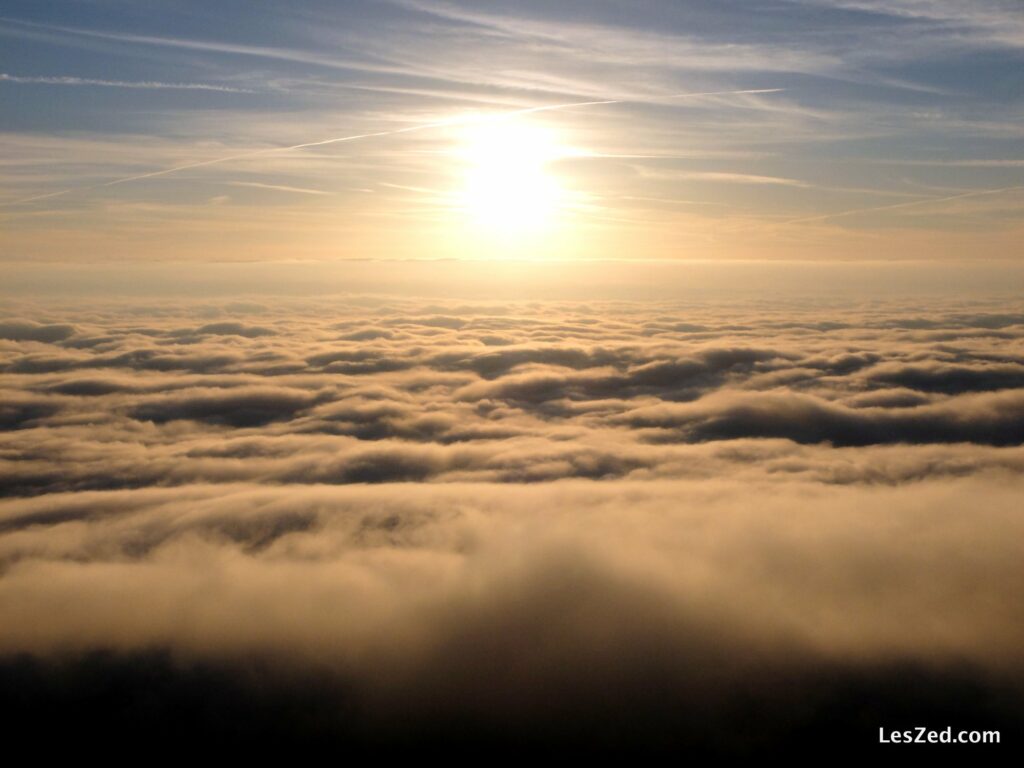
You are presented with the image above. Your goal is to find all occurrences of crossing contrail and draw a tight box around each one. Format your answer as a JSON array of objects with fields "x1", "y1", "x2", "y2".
[
  {"x1": 1, "y1": 88, "x2": 783, "y2": 209},
  {"x1": 781, "y1": 184, "x2": 1024, "y2": 226}
]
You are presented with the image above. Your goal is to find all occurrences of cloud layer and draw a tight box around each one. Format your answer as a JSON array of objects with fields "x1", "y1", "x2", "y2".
[{"x1": 1, "y1": 294, "x2": 1023, "y2": 754}]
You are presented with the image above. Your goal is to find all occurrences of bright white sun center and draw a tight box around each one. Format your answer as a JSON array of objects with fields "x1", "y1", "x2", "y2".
[{"x1": 456, "y1": 120, "x2": 567, "y2": 236}]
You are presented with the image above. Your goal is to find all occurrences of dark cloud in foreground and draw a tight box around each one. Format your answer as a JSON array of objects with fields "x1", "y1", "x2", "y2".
[
  {"x1": 1, "y1": 481, "x2": 1023, "y2": 756},
  {"x1": 2, "y1": 651, "x2": 1021, "y2": 757},
  {"x1": 1, "y1": 296, "x2": 1023, "y2": 755}
]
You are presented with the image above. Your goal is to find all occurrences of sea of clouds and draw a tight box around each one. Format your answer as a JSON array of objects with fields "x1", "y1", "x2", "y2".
[{"x1": 2, "y1": 292, "x2": 1023, "y2": 754}]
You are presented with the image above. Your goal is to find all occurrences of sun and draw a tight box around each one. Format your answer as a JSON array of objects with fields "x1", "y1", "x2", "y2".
[{"x1": 454, "y1": 119, "x2": 570, "y2": 237}]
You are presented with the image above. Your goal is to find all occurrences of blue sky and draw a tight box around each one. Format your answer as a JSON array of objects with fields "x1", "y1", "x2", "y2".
[{"x1": 1, "y1": 0, "x2": 1022, "y2": 260}]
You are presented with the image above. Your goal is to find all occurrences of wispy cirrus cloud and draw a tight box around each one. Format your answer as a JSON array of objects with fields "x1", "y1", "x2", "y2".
[
  {"x1": 1, "y1": 1, "x2": 1021, "y2": 257},
  {"x1": 0, "y1": 89, "x2": 784, "y2": 210},
  {"x1": 223, "y1": 181, "x2": 331, "y2": 195},
  {"x1": 677, "y1": 172, "x2": 812, "y2": 187},
  {"x1": 791, "y1": 0, "x2": 1024, "y2": 48},
  {"x1": 387, "y1": 0, "x2": 840, "y2": 73},
  {"x1": 0, "y1": 16, "x2": 401, "y2": 78}
]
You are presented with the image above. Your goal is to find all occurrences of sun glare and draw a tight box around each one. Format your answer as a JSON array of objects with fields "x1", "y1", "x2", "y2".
[{"x1": 454, "y1": 120, "x2": 570, "y2": 237}]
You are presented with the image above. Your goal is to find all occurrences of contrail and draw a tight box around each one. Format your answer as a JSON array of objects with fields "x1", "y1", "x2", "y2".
[
  {"x1": 781, "y1": 184, "x2": 1024, "y2": 226},
  {"x1": 1, "y1": 88, "x2": 783, "y2": 209},
  {"x1": 0, "y1": 73, "x2": 251, "y2": 92}
]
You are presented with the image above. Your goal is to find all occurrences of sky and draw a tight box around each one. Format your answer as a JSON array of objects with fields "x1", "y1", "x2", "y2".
[{"x1": 1, "y1": 0, "x2": 1022, "y2": 261}]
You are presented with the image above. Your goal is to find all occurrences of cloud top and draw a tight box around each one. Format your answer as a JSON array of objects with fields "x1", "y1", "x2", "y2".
[{"x1": 1, "y1": 294, "x2": 1023, "y2": 754}]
